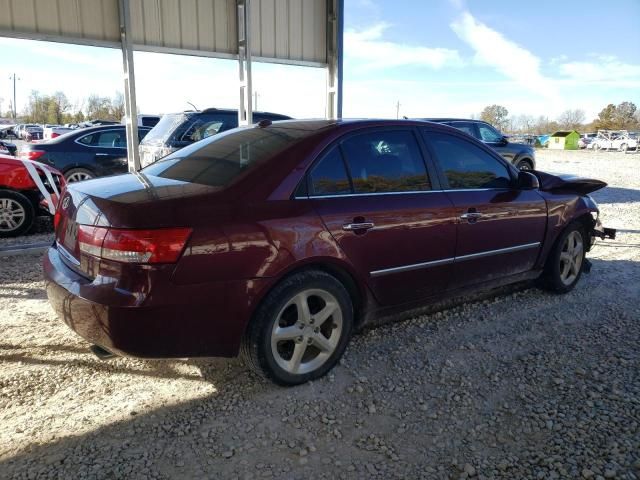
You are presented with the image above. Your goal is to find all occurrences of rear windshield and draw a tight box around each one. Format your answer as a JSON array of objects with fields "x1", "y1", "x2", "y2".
[
  {"x1": 141, "y1": 126, "x2": 314, "y2": 188},
  {"x1": 140, "y1": 113, "x2": 191, "y2": 146}
]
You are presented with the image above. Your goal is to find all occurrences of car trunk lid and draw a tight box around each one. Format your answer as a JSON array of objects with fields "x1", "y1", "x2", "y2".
[{"x1": 55, "y1": 172, "x2": 220, "y2": 277}]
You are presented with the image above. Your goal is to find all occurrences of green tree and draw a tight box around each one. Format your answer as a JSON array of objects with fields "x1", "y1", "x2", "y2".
[
  {"x1": 612, "y1": 101, "x2": 637, "y2": 130},
  {"x1": 480, "y1": 105, "x2": 509, "y2": 130},
  {"x1": 86, "y1": 94, "x2": 113, "y2": 120},
  {"x1": 595, "y1": 104, "x2": 617, "y2": 130}
]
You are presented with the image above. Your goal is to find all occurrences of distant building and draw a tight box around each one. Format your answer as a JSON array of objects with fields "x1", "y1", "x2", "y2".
[{"x1": 549, "y1": 130, "x2": 580, "y2": 150}]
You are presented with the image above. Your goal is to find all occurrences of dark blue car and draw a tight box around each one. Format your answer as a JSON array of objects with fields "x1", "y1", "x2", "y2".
[{"x1": 19, "y1": 125, "x2": 151, "y2": 183}]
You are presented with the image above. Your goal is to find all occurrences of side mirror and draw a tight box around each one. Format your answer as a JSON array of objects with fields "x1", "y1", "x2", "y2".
[
  {"x1": 500, "y1": 136, "x2": 509, "y2": 145},
  {"x1": 517, "y1": 171, "x2": 539, "y2": 190}
]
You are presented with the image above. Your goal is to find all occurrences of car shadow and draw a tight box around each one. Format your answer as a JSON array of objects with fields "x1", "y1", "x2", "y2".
[{"x1": 1, "y1": 259, "x2": 638, "y2": 478}]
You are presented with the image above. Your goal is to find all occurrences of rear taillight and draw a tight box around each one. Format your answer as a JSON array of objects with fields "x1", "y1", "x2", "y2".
[
  {"x1": 51, "y1": 133, "x2": 60, "y2": 138},
  {"x1": 20, "y1": 150, "x2": 46, "y2": 161},
  {"x1": 78, "y1": 226, "x2": 192, "y2": 264}
]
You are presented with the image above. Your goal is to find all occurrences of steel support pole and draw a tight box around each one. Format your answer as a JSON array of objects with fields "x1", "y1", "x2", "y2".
[
  {"x1": 118, "y1": 0, "x2": 140, "y2": 172},
  {"x1": 11, "y1": 73, "x2": 17, "y2": 119},
  {"x1": 237, "y1": 0, "x2": 253, "y2": 126},
  {"x1": 326, "y1": 0, "x2": 343, "y2": 120}
]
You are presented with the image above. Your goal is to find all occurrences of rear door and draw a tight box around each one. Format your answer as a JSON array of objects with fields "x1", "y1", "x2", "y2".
[
  {"x1": 422, "y1": 129, "x2": 547, "y2": 289},
  {"x1": 308, "y1": 128, "x2": 457, "y2": 306},
  {"x1": 76, "y1": 128, "x2": 128, "y2": 175}
]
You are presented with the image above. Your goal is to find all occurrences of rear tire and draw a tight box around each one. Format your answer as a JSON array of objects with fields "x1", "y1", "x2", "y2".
[
  {"x1": 241, "y1": 270, "x2": 353, "y2": 386},
  {"x1": 0, "y1": 190, "x2": 35, "y2": 237},
  {"x1": 542, "y1": 222, "x2": 587, "y2": 294},
  {"x1": 65, "y1": 168, "x2": 94, "y2": 183}
]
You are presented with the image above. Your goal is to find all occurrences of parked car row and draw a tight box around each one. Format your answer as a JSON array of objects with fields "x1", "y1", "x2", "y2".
[{"x1": 586, "y1": 130, "x2": 638, "y2": 151}]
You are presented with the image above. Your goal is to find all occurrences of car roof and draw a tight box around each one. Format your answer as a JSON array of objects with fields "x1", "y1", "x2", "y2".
[
  {"x1": 417, "y1": 118, "x2": 485, "y2": 123},
  {"x1": 252, "y1": 118, "x2": 466, "y2": 133},
  {"x1": 168, "y1": 108, "x2": 291, "y2": 118}
]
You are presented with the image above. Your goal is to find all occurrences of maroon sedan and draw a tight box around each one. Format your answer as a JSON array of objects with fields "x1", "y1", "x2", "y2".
[{"x1": 44, "y1": 120, "x2": 615, "y2": 385}]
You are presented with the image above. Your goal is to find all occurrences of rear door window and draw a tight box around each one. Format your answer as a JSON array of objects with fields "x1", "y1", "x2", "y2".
[
  {"x1": 181, "y1": 113, "x2": 237, "y2": 143},
  {"x1": 309, "y1": 148, "x2": 352, "y2": 196},
  {"x1": 477, "y1": 123, "x2": 503, "y2": 143},
  {"x1": 77, "y1": 129, "x2": 125, "y2": 148},
  {"x1": 449, "y1": 121, "x2": 478, "y2": 139},
  {"x1": 425, "y1": 131, "x2": 512, "y2": 189},
  {"x1": 340, "y1": 130, "x2": 431, "y2": 193}
]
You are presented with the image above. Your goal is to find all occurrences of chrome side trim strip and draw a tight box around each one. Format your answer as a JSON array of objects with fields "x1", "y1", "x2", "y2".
[
  {"x1": 370, "y1": 257, "x2": 454, "y2": 277},
  {"x1": 455, "y1": 242, "x2": 540, "y2": 262},
  {"x1": 296, "y1": 187, "x2": 512, "y2": 200},
  {"x1": 300, "y1": 190, "x2": 444, "y2": 200},
  {"x1": 369, "y1": 242, "x2": 541, "y2": 277}
]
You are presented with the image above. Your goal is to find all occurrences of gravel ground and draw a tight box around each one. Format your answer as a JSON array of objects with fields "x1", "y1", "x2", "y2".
[{"x1": 0, "y1": 149, "x2": 638, "y2": 480}]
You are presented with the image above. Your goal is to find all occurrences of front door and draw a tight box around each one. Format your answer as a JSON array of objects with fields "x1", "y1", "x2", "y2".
[
  {"x1": 423, "y1": 129, "x2": 547, "y2": 288},
  {"x1": 307, "y1": 129, "x2": 457, "y2": 306}
]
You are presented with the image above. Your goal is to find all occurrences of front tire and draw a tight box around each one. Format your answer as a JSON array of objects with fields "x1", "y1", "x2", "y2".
[
  {"x1": 542, "y1": 222, "x2": 587, "y2": 293},
  {"x1": 0, "y1": 190, "x2": 35, "y2": 237},
  {"x1": 516, "y1": 159, "x2": 533, "y2": 171},
  {"x1": 241, "y1": 270, "x2": 353, "y2": 386}
]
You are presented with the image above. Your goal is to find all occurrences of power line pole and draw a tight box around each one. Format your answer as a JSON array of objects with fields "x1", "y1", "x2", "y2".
[
  {"x1": 395, "y1": 100, "x2": 401, "y2": 120},
  {"x1": 9, "y1": 73, "x2": 19, "y2": 119}
]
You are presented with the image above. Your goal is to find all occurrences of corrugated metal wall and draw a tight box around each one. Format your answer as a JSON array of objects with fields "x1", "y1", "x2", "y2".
[
  {"x1": 0, "y1": 0, "x2": 328, "y2": 65},
  {"x1": 0, "y1": 0, "x2": 121, "y2": 43},
  {"x1": 129, "y1": 0, "x2": 238, "y2": 55},
  {"x1": 250, "y1": 0, "x2": 326, "y2": 64}
]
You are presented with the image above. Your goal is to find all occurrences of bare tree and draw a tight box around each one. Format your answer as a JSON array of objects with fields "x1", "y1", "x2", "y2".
[{"x1": 557, "y1": 109, "x2": 585, "y2": 130}]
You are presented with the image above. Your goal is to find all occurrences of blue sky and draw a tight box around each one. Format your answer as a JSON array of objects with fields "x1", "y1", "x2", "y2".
[{"x1": 1, "y1": 0, "x2": 639, "y2": 122}]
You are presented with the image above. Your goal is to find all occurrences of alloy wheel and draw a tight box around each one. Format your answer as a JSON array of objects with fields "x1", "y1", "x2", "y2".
[
  {"x1": 0, "y1": 198, "x2": 26, "y2": 232},
  {"x1": 559, "y1": 230, "x2": 583, "y2": 286},
  {"x1": 66, "y1": 171, "x2": 93, "y2": 183},
  {"x1": 270, "y1": 289, "x2": 343, "y2": 375}
]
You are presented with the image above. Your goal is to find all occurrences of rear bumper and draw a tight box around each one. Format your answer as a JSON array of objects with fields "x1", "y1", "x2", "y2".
[{"x1": 43, "y1": 246, "x2": 270, "y2": 358}]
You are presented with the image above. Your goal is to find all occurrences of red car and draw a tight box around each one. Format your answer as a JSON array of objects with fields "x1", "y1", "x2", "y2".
[
  {"x1": 44, "y1": 120, "x2": 615, "y2": 385},
  {"x1": 0, "y1": 154, "x2": 64, "y2": 237}
]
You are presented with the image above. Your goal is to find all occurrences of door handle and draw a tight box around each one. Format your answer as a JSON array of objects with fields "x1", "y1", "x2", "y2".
[
  {"x1": 460, "y1": 212, "x2": 483, "y2": 220},
  {"x1": 343, "y1": 222, "x2": 375, "y2": 231},
  {"x1": 95, "y1": 153, "x2": 110, "y2": 156},
  {"x1": 460, "y1": 211, "x2": 484, "y2": 224}
]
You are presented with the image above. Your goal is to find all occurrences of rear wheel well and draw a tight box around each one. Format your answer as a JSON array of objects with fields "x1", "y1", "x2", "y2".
[{"x1": 259, "y1": 263, "x2": 365, "y2": 329}]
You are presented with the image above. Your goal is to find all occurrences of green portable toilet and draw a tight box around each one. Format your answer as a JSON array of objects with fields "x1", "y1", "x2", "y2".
[{"x1": 549, "y1": 130, "x2": 580, "y2": 150}]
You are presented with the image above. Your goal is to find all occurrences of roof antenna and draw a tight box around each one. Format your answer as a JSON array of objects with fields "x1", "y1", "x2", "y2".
[
  {"x1": 402, "y1": 115, "x2": 408, "y2": 120},
  {"x1": 186, "y1": 102, "x2": 199, "y2": 112}
]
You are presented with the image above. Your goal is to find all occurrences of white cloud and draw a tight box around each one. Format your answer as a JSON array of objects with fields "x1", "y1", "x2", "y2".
[
  {"x1": 345, "y1": 23, "x2": 463, "y2": 70},
  {"x1": 450, "y1": 11, "x2": 559, "y2": 99},
  {"x1": 559, "y1": 55, "x2": 640, "y2": 83}
]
